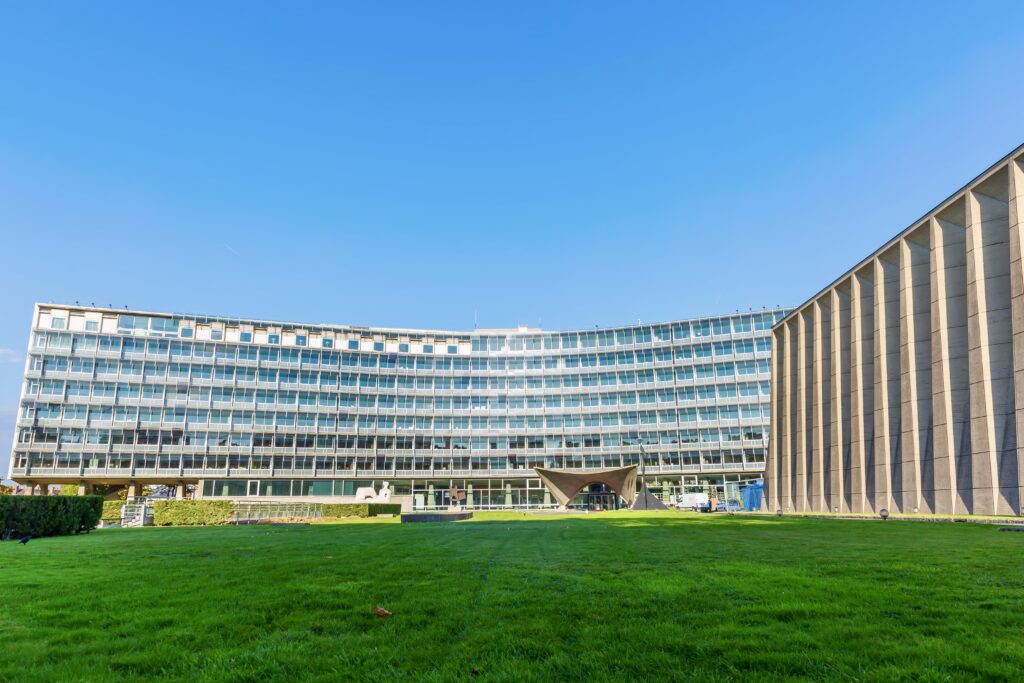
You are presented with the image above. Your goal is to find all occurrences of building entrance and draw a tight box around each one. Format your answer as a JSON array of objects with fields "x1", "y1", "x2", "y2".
[{"x1": 582, "y1": 484, "x2": 620, "y2": 511}]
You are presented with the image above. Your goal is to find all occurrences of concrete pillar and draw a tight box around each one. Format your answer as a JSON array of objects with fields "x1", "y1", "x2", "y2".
[
  {"x1": 127, "y1": 482, "x2": 141, "y2": 499},
  {"x1": 176, "y1": 483, "x2": 186, "y2": 500},
  {"x1": 795, "y1": 312, "x2": 810, "y2": 512},
  {"x1": 780, "y1": 322, "x2": 794, "y2": 511},
  {"x1": 22, "y1": 482, "x2": 35, "y2": 496},
  {"x1": 77, "y1": 482, "x2": 93, "y2": 496},
  {"x1": 812, "y1": 298, "x2": 831, "y2": 512},
  {"x1": 931, "y1": 208, "x2": 971, "y2": 515},
  {"x1": 874, "y1": 251, "x2": 902, "y2": 512},
  {"x1": 769, "y1": 326, "x2": 785, "y2": 511},
  {"x1": 965, "y1": 172, "x2": 1016, "y2": 516},
  {"x1": 849, "y1": 268, "x2": 875, "y2": 513},
  {"x1": 900, "y1": 230, "x2": 933, "y2": 513},
  {"x1": 1010, "y1": 156, "x2": 1024, "y2": 514},
  {"x1": 830, "y1": 286, "x2": 852, "y2": 512}
]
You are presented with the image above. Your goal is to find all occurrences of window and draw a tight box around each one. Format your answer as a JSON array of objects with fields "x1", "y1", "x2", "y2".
[
  {"x1": 348, "y1": 340, "x2": 359, "y2": 350},
  {"x1": 447, "y1": 345, "x2": 457, "y2": 354},
  {"x1": 85, "y1": 320, "x2": 99, "y2": 332},
  {"x1": 423, "y1": 344, "x2": 433, "y2": 353},
  {"x1": 180, "y1": 327, "x2": 194, "y2": 338},
  {"x1": 295, "y1": 335, "x2": 307, "y2": 346},
  {"x1": 239, "y1": 332, "x2": 252, "y2": 342},
  {"x1": 50, "y1": 317, "x2": 66, "y2": 330},
  {"x1": 399, "y1": 343, "x2": 409, "y2": 353},
  {"x1": 268, "y1": 334, "x2": 280, "y2": 344},
  {"x1": 322, "y1": 338, "x2": 333, "y2": 348},
  {"x1": 373, "y1": 341, "x2": 384, "y2": 352}
]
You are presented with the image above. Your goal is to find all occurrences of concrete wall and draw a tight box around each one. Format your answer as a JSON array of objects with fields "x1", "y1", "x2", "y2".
[{"x1": 769, "y1": 146, "x2": 1024, "y2": 516}]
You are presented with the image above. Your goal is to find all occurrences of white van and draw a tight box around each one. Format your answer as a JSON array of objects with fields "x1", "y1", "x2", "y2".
[{"x1": 673, "y1": 492, "x2": 710, "y2": 511}]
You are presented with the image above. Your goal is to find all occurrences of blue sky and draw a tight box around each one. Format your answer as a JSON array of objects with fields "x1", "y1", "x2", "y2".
[{"x1": 2, "y1": 2, "x2": 1024, "y2": 476}]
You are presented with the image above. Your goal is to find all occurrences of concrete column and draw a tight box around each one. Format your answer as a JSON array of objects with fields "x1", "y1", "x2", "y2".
[
  {"x1": 769, "y1": 326, "x2": 785, "y2": 511},
  {"x1": 77, "y1": 482, "x2": 93, "y2": 496},
  {"x1": 965, "y1": 171, "x2": 1016, "y2": 516},
  {"x1": 779, "y1": 322, "x2": 794, "y2": 511},
  {"x1": 176, "y1": 483, "x2": 186, "y2": 500},
  {"x1": 22, "y1": 482, "x2": 35, "y2": 496},
  {"x1": 931, "y1": 208, "x2": 971, "y2": 514},
  {"x1": 795, "y1": 312, "x2": 810, "y2": 512},
  {"x1": 830, "y1": 286, "x2": 852, "y2": 512},
  {"x1": 812, "y1": 298, "x2": 831, "y2": 512},
  {"x1": 1010, "y1": 156, "x2": 1024, "y2": 514},
  {"x1": 874, "y1": 252, "x2": 902, "y2": 512},
  {"x1": 900, "y1": 230, "x2": 933, "y2": 513},
  {"x1": 127, "y1": 482, "x2": 141, "y2": 499},
  {"x1": 849, "y1": 268, "x2": 875, "y2": 513}
]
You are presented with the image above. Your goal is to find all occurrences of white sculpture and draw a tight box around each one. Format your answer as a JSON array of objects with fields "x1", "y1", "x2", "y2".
[{"x1": 354, "y1": 481, "x2": 391, "y2": 503}]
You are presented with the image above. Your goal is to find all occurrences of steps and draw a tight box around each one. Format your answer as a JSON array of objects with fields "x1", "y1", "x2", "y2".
[{"x1": 121, "y1": 502, "x2": 153, "y2": 527}]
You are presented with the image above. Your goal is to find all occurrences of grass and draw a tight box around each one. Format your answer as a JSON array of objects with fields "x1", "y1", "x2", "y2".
[{"x1": 0, "y1": 512, "x2": 1022, "y2": 682}]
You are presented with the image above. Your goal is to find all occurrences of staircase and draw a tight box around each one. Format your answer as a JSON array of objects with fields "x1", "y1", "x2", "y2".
[{"x1": 121, "y1": 500, "x2": 153, "y2": 527}]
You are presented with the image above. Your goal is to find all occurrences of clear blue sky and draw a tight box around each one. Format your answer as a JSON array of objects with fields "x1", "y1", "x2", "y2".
[{"x1": 2, "y1": 2, "x2": 1024, "y2": 475}]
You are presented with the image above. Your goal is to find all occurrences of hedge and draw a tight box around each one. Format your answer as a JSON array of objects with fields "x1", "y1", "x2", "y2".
[
  {"x1": 0, "y1": 496, "x2": 103, "y2": 538},
  {"x1": 101, "y1": 500, "x2": 123, "y2": 520},
  {"x1": 321, "y1": 503, "x2": 402, "y2": 518},
  {"x1": 151, "y1": 500, "x2": 235, "y2": 526}
]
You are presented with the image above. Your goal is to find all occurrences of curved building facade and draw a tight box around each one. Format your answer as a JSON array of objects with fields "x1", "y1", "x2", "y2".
[{"x1": 10, "y1": 304, "x2": 785, "y2": 509}]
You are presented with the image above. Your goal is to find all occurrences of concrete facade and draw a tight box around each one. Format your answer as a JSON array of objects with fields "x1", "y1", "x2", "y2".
[{"x1": 769, "y1": 144, "x2": 1024, "y2": 516}]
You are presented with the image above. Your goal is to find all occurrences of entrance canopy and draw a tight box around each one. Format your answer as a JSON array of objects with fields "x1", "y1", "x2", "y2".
[{"x1": 534, "y1": 465, "x2": 638, "y2": 509}]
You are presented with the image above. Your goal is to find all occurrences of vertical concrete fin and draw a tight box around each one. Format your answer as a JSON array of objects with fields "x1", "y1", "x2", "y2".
[
  {"x1": 796, "y1": 310, "x2": 812, "y2": 512},
  {"x1": 832, "y1": 286, "x2": 853, "y2": 512},
  {"x1": 1011, "y1": 156, "x2": 1024, "y2": 514},
  {"x1": 966, "y1": 168, "x2": 1016, "y2": 515},
  {"x1": 874, "y1": 252, "x2": 902, "y2": 511},
  {"x1": 900, "y1": 230, "x2": 933, "y2": 513},
  {"x1": 813, "y1": 298, "x2": 831, "y2": 511},
  {"x1": 770, "y1": 326, "x2": 785, "y2": 511},
  {"x1": 931, "y1": 207, "x2": 971, "y2": 514},
  {"x1": 850, "y1": 269, "x2": 875, "y2": 512}
]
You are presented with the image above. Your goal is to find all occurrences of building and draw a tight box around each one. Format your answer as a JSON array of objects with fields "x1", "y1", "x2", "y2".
[
  {"x1": 769, "y1": 143, "x2": 1024, "y2": 516},
  {"x1": 8, "y1": 304, "x2": 785, "y2": 510}
]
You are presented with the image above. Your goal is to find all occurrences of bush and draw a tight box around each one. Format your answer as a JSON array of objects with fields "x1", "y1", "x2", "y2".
[
  {"x1": 0, "y1": 496, "x2": 103, "y2": 538},
  {"x1": 321, "y1": 503, "x2": 402, "y2": 518},
  {"x1": 101, "y1": 501, "x2": 123, "y2": 520},
  {"x1": 151, "y1": 500, "x2": 234, "y2": 526}
]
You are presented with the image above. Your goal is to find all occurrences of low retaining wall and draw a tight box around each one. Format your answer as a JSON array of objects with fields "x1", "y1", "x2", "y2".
[{"x1": 400, "y1": 511, "x2": 473, "y2": 524}]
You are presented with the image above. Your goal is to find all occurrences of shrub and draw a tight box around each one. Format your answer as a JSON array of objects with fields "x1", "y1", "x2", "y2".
[
  {"x1": 321, "y1": 503, "x2": 402, "y2": 518},
  {"x1": 0, "y1": 496, "x2": 103, "y2": 538},
  {"x1": 101, "y1": 501, "x2": 123, "y2": 521},
  {"x1": 151, "y1": 500, "x2": 234, "y2": 526}
]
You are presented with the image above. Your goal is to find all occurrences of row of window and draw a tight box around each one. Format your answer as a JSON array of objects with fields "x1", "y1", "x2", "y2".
[
  {"x1": 27, "y1": 361, "x2": 770, "y2": 398},
  {"x1": 31, "y1": 337, "x2": 771, "y2": 369},
  {"x1": 25, "y1": 379, "x2": 770, "y2": 406},
  {"x1": 14, "y1": 449, "x2": 767, "y2": 473},
  {"x1": 96, "y1": 311, "x2": 783, "y2": 348},
  {"x1": 19, "y1": 426, "x2": 766, "y2": 448},
  {"x1": 24, "y1": 402, "x2": 770, "y2": 429}
]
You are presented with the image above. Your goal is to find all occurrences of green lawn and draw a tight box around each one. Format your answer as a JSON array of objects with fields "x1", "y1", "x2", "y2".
[{"x1": 1, "y1": 512, "x2": 1022, "y2": 682}]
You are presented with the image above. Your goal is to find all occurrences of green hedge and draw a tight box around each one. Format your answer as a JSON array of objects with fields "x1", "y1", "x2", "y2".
[
  {"x1": 101, "y1": 500, "x2": 123, "y2": 520},
  {"x1": 151, "y1": 500, "x2": 235, "y2": 526},
  {"x1": 321, "y1": 503, "x2": 402, "y2": 518},
  {"x1": 0, "y1": 496, "x2": 103, "y2": 538}
]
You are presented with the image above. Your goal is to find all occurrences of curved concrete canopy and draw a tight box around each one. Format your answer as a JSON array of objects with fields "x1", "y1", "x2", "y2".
[{"x1": 534, "y1": 465, "x2": 638, "y2": 509}]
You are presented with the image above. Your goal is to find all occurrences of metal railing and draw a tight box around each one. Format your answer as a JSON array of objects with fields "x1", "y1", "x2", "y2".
[{"x1": 232, "y1": 501, "x2": 324, "y2": 523}]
